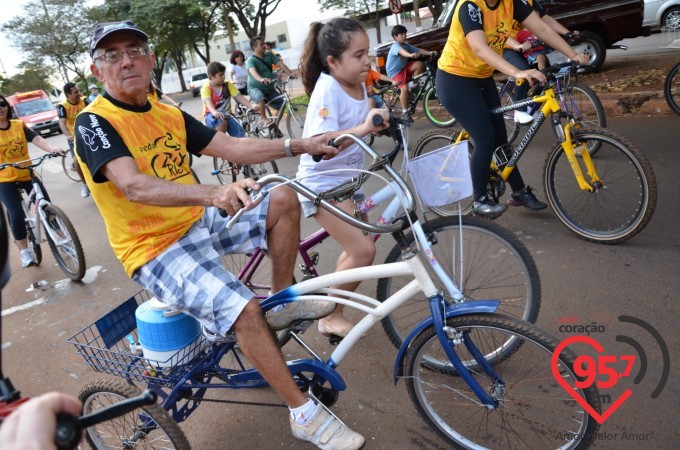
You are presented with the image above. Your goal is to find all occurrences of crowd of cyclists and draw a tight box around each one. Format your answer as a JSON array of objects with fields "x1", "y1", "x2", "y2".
[{"x1": 0, "y1": 0, "x2": 594, "y2": 448}]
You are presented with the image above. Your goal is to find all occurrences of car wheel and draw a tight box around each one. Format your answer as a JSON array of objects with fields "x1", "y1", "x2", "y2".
[
  {"x1": 573, "y1": 30, "x2": 606, "y2": 73},
  {"x1": 662, "y1": 6, "x2": 680, "y2": 30}
]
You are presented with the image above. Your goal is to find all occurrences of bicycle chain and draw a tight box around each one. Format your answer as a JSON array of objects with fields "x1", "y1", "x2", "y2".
[{"x1": 187, "y1": 394, "x2": 288, "y2": 408}]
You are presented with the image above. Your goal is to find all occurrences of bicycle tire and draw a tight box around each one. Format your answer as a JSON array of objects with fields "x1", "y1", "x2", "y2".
[
  {"x1": 377, "y1": 216, "x2": 540, "y2": 350},
  {"x1": 410, "y1": 129, "x2": 474, "y2": 217},
  {"x1": 664, "y1": 61, "x2": 680, "y2": 116},
  {"x1": 561, "y1": 81, "x2": 606, "y2": 156},
  {"x1": 404, "y1": 313, "x2": 600, "y2": 449},
  {"x1": 79, "y1": 379, "x2": 190, "y2": 450},
  {"x1": 422, "y1": 86, "x2": 455, "y2": 127},
  {"x1": 286, "y1": 103, "x2": 308, "y2": 139},
  {"x1": 43, "y1": 204, "x2": 86, "y2": 280},
  {"x1": 543, "y1": 128, "x2": 657, "y2": 244},
  {"x1": 61, "y1": 152, "x2": 82, "y2": 182}
]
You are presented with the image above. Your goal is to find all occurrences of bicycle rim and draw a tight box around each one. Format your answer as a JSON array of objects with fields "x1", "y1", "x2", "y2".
[
  {"x1": 423, "y1": 87, "x2": 456, "y2": 127},
  {"x1": 61, "y1": 152, "x2": 82, "y2": 182},
  {"x1": 213, "y1": 157, "x2": 240, "y2": 184},
  {"x1": 405, "y1": 314, "x2": 599, "y2": 449},
  {"x1": 411, "y1": 129, "x2": 473, "y2": 216},
  {"x1": 80, "y1": 379, "x2": 189, "y2": 450},
  {"x1": 44, "y1": 204, "x2": 86, "y2": 280},
  {"x1": 286, "y1": 103, "x2": 308, "y2": 139},
  {"x1": 377, "y1": 216, "x2": 540, "y2": 349},
  {"x1": 664, "y1": 62, "x2": 680, "y2": 115},
  {"x1": 544, "y1": 128, "x2": 657, "y2": 244}
]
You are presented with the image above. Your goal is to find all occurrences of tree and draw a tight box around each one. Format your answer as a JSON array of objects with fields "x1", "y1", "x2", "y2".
[
  {"x1": 2, "y1": 0, "x2": 95, "y2": 84},
  {"x1": 0, "y1": 60, "x2": 53, "y2": 94},
  {"x1": 218, "y1": 0, "x2": 285, "y2": 39},
  {"x1": 319, "y1": 0, "x2": 385, "y2": 43}
]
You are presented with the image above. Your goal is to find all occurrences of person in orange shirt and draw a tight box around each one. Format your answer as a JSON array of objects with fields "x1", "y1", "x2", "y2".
[{"x1": 365, "y1": 68, "x2": 394, "y2": 109}]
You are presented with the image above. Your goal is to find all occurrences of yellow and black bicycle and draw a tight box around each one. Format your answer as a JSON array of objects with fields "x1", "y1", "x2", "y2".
[{"x1": 412, "y1": 63, "x2": 657, "y2": 244}]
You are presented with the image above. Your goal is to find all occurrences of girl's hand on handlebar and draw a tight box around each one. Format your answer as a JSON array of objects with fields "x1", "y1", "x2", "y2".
[
  {"x1": 516, "y1": 68, "x2": 546, "y2": 87},
  {"x1": 0, "y1": 392, "x2": 82, "y2": 450},
  {"x1": 216, "y1": 179, "x2": 260, "y2": 216},
  {"x1": 363, "y1": 108, "x2": 390, "y2": 134}
]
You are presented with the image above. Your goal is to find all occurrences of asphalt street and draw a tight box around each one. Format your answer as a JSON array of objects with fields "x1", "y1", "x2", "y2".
[{"x1": 1, "y1": 99, "x2": 677, "y2": 448}]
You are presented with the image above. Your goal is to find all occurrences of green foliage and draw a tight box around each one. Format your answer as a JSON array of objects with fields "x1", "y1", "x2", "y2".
[{"x1": 319, "y1": 0, "x2": 384, "y2": 16}]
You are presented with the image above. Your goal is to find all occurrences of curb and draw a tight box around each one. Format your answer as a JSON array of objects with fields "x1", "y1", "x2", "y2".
[{"x1": 597, "y1": 91, "x2": 673, "y2": 117}]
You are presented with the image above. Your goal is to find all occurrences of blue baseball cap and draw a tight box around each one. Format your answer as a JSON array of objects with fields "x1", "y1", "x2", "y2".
[{"x1": 89, "y1": 20, "x2": 149, "y2": 57}]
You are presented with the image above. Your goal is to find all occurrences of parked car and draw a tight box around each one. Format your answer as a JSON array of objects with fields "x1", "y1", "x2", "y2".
[
  {"x1": 374, "y1": 0, "x2": 650, "y2": 73},
  {"x1": 643, "y1": 0, "x2": 680, "y2": 29},
  {"x1": 190, "y1": 72, "x2": 209, "y2": 97}
]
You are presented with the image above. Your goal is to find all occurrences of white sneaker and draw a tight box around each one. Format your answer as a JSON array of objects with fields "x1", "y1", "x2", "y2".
[
  {"x1": 290, "y1": 404, "x2": 365, "y2": 450},
  {"x1": 20, "y1": 249, "x2": 35, "y2": 268},
  {"x1": 514, "y1": 109, "x2": 533, "y2": 124},
  {"x1": 81, "y1": 185, "x2": 90, "y2": 198}
]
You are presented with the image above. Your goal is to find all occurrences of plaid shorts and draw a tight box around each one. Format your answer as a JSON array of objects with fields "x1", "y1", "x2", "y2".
[{"x1": 132, "y1": 199, "x2": 270, "y2": 336}]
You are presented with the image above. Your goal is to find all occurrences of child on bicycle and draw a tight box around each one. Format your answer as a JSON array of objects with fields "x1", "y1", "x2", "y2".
[
  {"x1": 365, "y1": 67, "x2": 394, "y2": 109},
  {"x1": 0, "y1": 94, "x2": 64, "y2": 268},
  {"x1": 385, "y1": 24, "x2": 430, "y2": 123},
  {"x1": 298, "y1": 18, "x2": 389, "y2": 338},
  {"x1": 515, "y1": 29, "x2": 548, "y2": 70},
  {"x1": 202, "y1": 61, "x2": 253, "y2": 137}
]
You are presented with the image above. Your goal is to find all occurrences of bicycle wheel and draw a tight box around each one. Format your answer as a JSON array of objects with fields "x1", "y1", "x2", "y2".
[
  {"x1": 561, "y1": 81, "x2": 606, "y2": 156},
  {"x1": 61, "y1": 152, "x2": 82, "y2": 182},
  {"x1": 382, "y1": 86, "x2": 403, "y2": 115},
  {"x1": 79, "y1": 379, "x2": 189, "y2": 450},
  {"x1": 212, "y1": 157, "x2": 243, "y2": 184},
  {"x1": 286, "y1": 103, "x2": 308, "y2": 139},
  {"x1": 43, "y1": 204, "x2": 86, "y2": 280},
  {"x1": 411, "y1": 129, "x2": 474, "y2": 217},
  {"x1": 495, "y1": 81, "x2": 522, "y2": 145},
  {"x1": 543, "y1": 128, "x2": 657, "y2": 244},
  {"x1": 405, "y1": 314, "x2": 600, "y2": 449},
  {"x1": 377, "y1": 216, "x2": 540, "y2": 350},
  {"x1": 664, "y1": 61, "x2": 680, "y2": 115},
  {"x1": 422, "y1": 86, "x2": 455, "y2": 127},
  {"x1": 244, "y1": 161, "x2": 279, "y2": 181}
]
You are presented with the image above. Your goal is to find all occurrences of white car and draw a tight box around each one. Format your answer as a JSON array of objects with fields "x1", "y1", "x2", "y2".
[{"x1": 643, "y1": 0, "x2": 680, "y2": 30}]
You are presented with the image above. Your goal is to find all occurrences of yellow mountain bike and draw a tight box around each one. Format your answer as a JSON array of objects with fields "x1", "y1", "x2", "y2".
[{"x1": 412, "y1": 63, "x2": 657, "y2": 244}]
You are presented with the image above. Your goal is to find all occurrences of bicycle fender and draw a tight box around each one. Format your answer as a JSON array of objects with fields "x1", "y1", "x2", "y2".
[
  {"x1": 287, "y1": 359, "x2": 347, "y2": 391},
  {"x1": 392, "y1": 300, "x2": 499, "y2": 384}
]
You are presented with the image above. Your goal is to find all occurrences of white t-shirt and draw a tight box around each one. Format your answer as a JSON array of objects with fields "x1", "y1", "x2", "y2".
[
  {"x1": 296, "y1": 72, "x2": 369, "y2": 194},
  {"x1": 228, "y1": 63, "x2": 248, "y2": 90}
]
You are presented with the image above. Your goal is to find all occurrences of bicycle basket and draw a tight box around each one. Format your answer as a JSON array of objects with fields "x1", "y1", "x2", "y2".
[{"x1": 407, "y1": 141, "x2": 472, "y2": 207}]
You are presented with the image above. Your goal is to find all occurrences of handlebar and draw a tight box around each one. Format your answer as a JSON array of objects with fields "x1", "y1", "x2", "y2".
[
  {"x1": 54, "y1": 390, "x2": 157, "y2": 450},
  {"x1": 227, "y1": 133, "x2": 416, "y2": 235},
  {"x1": 0, "y1": 153, "x2": 62, "y2": 171}
]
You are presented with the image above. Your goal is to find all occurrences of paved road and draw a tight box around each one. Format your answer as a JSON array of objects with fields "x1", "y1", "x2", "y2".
[{"x1": 2, "y1": 109, "x2": 678, "y2": 448}]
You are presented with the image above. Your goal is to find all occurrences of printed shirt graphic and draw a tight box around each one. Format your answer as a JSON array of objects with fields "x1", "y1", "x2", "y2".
[
  {"x1": 295, "y1": 72, "x2": 369, "y2": 194},
  {"x1": 438, "y1": 0, "x2": 533, "y2": 78},
  {"x1": 57, "y1": 97, "x2": 88, "y2": 134},
  {"x1": 201, "y1": 81, "x2": 240, "y2": 116},
  {"x1": 74, "y1": 96, "x2": 204, "y2": 276},
  {"x1": 0, "y1": 120, "x2": 35, "y2": 182}
]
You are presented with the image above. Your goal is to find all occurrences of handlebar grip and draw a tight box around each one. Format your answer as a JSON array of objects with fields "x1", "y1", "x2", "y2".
[
  {"x1": 313, "y1": 139, "x2": 340, "y2": 163},
  {"x1": 372, "y1": 115, "x2": 384, "y2": 126}
]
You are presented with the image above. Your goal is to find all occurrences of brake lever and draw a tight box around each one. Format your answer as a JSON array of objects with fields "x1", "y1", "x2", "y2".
[{"x1": 225, "y1": 187, "x2": 269, "y2": 229}]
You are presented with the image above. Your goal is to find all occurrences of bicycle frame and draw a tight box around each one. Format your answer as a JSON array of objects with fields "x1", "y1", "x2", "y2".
[
  {"x1": 456, "y1": 83, "x2": 602, "y2": 193},
  {"x1": 20, "y1": 168, "x2": 62, "y2": 247}
]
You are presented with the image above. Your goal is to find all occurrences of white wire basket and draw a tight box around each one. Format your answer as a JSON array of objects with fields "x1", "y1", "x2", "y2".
[
  {"x1": 407, "y1": 140, "x2": 473, "y2": 208},
  {"x1": 661, "y1": 27, "x2": 680, "y2": 49}
]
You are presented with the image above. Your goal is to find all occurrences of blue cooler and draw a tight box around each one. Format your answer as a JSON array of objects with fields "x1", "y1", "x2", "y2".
[{"x1": 135, "y1": 298, "x2": 203, "y2": 367}]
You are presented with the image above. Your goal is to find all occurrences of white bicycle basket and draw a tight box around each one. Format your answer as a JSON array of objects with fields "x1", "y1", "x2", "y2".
[{"x1": 407, "y1": 140, "x2": 473, "y2": 207}]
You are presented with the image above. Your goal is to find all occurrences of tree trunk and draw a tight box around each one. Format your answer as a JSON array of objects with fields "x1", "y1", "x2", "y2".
[{"x1": 171, "y1": 51, "x2": 187, "y2": 92}]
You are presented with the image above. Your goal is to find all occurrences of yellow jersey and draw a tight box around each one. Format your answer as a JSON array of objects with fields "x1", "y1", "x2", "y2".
[{"x1": 0, "y1": 120, "x2": 34, "y2": 182}]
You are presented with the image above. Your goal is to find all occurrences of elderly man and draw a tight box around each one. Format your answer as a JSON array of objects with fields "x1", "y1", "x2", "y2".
[{"x1": 74, "y1": 20, "x2": 365, "y2": 450}]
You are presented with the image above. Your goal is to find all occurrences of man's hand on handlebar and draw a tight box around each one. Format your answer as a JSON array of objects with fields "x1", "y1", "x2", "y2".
[{"x1": 215, "y1": 179, "x2": 261, "y2": 217}]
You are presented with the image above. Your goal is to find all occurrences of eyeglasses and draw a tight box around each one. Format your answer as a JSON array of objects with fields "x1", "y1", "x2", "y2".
[
  {"x1": 0, "y1": 101, "x2": 7, "y2": 108},
  {"x1": 94, "y1": 47, "x2": 149, "y2": 63}
]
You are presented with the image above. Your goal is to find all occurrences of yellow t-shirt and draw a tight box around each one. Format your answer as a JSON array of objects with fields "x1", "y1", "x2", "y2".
[
  {"x1": 0, "y1": 120, "x2": 32, "y2": 182},
  {"x1": 59, "y1": 97, "x2": 87, "y2": 135},
  {"x1": 75, "y1": 96, "x2": 203, "y2": 276},
  {"x1": 438, "y1": 0, "x2": 533, "y2": 78}
]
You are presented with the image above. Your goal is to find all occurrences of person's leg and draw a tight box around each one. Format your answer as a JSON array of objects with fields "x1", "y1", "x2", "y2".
[
  {"x1": 503, "y1": 49, "x2": 531, "y2": 101},
  {"x1": 0, "y1": 183, "x2": 28, "y2": 251},
  {"x1": 536, "y1": 53, "x2": 548, "y2": 71},
  {"x1": 225, "y1": 116, "x2": 246, "y2": 138},
  {"x1": 264, "y1": 186, "x2": 300, "y2": 292},
  {"x1": 313, "y1": 199, "x2": 376, "y2": 336},
  {"x1": 249, "y1": 88, "x2": 271, "y2": 126}
]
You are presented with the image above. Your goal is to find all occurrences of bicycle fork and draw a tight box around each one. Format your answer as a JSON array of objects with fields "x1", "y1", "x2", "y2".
[{"x1": 557, "y1": 122, "x2": 603, "y2": 192}]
